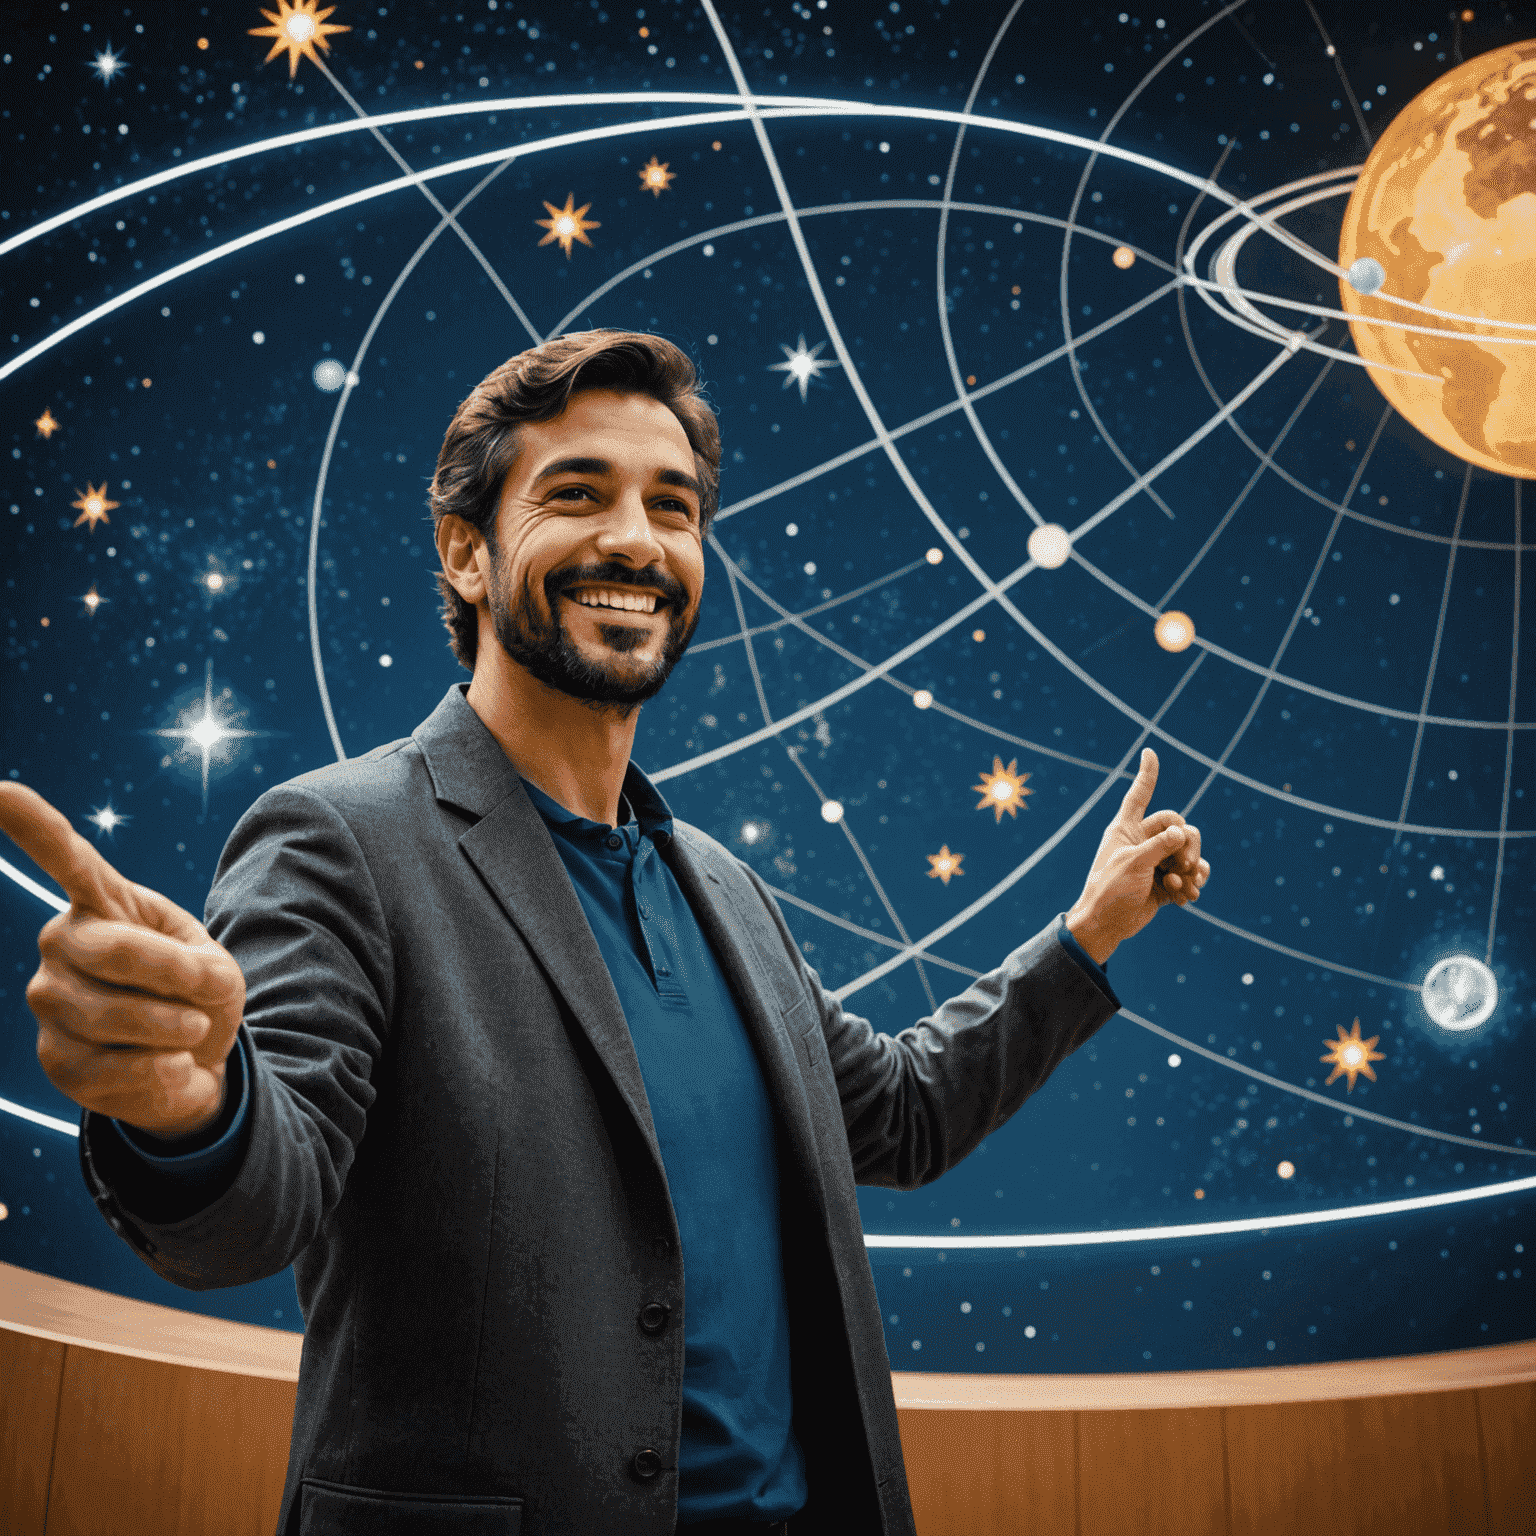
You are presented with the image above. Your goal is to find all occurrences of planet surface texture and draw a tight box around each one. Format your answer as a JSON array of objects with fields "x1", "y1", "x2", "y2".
[{"x1": 1337, "y1": 40, "x2": 1536, "y2": 478}]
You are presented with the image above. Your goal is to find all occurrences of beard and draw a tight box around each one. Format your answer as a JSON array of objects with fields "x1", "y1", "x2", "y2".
[{"x1": 486, "y1": 550, "x2": 699, "y2": 709}]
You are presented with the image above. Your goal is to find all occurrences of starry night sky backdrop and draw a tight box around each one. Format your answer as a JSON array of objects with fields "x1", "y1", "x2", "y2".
[{"x1": 2, "y1": 0, "x2": 1533, "y2": 1371}]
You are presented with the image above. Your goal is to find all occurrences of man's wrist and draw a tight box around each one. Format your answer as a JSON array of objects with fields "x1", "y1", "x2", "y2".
[{"x1": 1066, "y1": 903, "x2": 1115, "y2": 966}]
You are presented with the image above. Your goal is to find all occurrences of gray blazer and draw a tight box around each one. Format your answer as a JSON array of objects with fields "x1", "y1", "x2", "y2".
[{"x1": 79, "y1": 682, "x2": 1118, "y2": 1536}]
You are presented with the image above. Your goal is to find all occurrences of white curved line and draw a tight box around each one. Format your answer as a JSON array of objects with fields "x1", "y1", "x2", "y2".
[
  {"x1": 0, "y1": 91, "x2": 839, "y2": 259},
  {"x1": 861, "y1": 1174, "x2": 1536, "y2": 1249}
]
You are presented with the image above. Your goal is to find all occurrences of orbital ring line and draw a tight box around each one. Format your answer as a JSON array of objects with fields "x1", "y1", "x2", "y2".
[
  {"x1": 0, "y1": 90, "x2": 842, "y2": 260},
  {"x1": 1116, "y1": 1010, "x2": 1531, "y2": 1158},
  {"x1": 1152, "y1": 351, "x2": 1338, "y2": 615},
  {"x1": 861, "y1": 1173, "x2": 1536, "y2": 1250},
  {"x1": 546, "y1": 198, "x2": 1182, "y2": 343},
  {"x1": 1050, "y1": 0, "x2": 1258, "y2": 520},
  {"x1": 306, "y1": 154, "x2": 527, "y2": 763},
  {"x1": 1186, "y1": 166, "x2": 1536, "y2": 338},
  {"x1": 1180, "y1": 404, "x2": 1390, "y2": 822},
  {"x1": 932, "y1": 0, "x2": 1053, "y2": 531},
  {"x1": 312, "y1": 56, "x2": 541, "y2": 344},
  {"x1": 685, "y1": 559, "x2": 921, "y2": 654},
  {"x1": 1485, "y1": 481, "x2": 1523, "y2": 966}
]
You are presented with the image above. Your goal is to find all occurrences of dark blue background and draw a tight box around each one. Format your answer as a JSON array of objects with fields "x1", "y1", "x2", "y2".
[{"x1": 3, "y1": 0, "x2": 1531, "y2": 1370}]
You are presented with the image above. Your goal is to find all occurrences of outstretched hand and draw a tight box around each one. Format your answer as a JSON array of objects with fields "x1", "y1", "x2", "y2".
[
  {"x1": 1065, "y1": 748, "x2": 1211, "y2": 965},
  {"x1": 0, "y1": 781, "x2": 245, "y2": 1140}
]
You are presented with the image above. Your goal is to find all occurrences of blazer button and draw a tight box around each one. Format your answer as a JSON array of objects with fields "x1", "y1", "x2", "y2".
[
  {"x1": 631, "y1": 1448, "x2": 663, "y2": 1481},
  {"x1": 639, "y1": 1301, "x2": 671, "y2": 1334}
]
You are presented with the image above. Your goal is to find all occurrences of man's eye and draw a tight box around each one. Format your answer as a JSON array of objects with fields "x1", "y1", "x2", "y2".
[{"x1": 552, "y1": 486, "x2": 594, "y2": 502}]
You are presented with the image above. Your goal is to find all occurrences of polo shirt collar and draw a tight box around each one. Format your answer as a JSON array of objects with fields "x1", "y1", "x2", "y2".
[{"x1": 519, "y1": 761, "x2": 675, "y2": 848}]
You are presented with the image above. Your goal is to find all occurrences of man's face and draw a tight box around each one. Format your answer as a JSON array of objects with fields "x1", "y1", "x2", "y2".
[{"x1": 483, "y1": 388, "x2": 706, "y2": 708}]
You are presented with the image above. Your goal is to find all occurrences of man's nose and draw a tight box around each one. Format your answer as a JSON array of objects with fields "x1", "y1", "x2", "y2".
[{"x1": 594, "y1": 490, "x2": 664, "y2": 564}]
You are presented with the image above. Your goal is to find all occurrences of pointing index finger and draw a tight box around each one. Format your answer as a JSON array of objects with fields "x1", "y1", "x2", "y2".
[
  {"x1": 1119, "y1": 748, "x2": 1160, "y2": 821},
  {"x1": 0, "y1": 781, "x2": 131, "y2": 921}
]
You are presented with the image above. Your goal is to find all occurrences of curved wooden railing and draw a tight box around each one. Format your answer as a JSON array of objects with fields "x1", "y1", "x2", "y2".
[{"x1": 3, "y1": 1261, "x2": 1533, "y2": 1534}]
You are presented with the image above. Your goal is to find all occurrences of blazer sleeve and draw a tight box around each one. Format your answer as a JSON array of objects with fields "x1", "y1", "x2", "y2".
[
  {"x1": 733, "y1": 859, "x2": 1120, "y2": 1191},
  {"x1": 77, "y1": 782, "x2": 392, "y2": 1289}
]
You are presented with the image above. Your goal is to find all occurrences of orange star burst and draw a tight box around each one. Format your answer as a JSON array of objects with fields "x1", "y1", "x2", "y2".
[
  {"x1": 71, "y1": 482, "x2": 119, "y2": 531},
  {"x1": 1320, "y1": 1018, "x2": 1386, "y2": 1093},
  {"x1": 34, "y1": 408, "x2": 60, "y2": 439},
  {"x1": 926, "y1": 845, "x2": 964, "y2": 885},
  {"x1": 973, "y1": 756, "x2": 1033, "y2": 822},
  {"x1": 249, "y1": 0, "x2": 350, "y2": 78},
  {"x1": 535, "y1": 193, "x2": 600, "y2": 257},
  {"x1": 638, "y1": 156, "x2": 676, "y2": 197}
]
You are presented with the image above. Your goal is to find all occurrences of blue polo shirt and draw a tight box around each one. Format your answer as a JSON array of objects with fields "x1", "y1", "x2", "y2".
[
  {"x1": 516, "y1": 770, "x2": 808, "y2": 1524},
  {"x1": 107, "y1": 766, "x2": 1115, "y2": 1524}
]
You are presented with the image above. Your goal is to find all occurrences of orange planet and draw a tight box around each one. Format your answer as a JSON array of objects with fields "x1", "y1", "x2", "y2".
[{"x1": 1336, "y1": 40, "x2": 1536, "y2": 478}]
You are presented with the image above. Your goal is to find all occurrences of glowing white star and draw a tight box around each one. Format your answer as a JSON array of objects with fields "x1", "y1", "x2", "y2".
[
  {"x1": 86, "y1": 804, "x2": 130, "y2": 838},
  {"x1": 89, "y1": 46, "x2": 128, "y2": 84},
  {"x1": 769, "y1": 335, "x2": 839, "y2": 402},
  {"x1": 151, "y1": 660, "x2": 262, "y2": 810}
]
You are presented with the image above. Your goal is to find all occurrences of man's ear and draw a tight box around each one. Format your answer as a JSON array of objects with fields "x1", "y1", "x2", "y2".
[{"x1": 436, "y1": 513, "x2": 488, "y2": 605}]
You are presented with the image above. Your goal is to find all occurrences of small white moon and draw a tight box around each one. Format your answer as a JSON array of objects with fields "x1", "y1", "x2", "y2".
[
  {"x1": 1421, "y1": 954, "x2": 1498, "y2": 1031},
  {"x1": 1347, "y1": 257, "x2": 1387, "y2": 296},
  {"x1": 312, "y1": 358, "x2": 347, "y2": 392},
  {"x1": 1027, "y1": 523, "x2": 1072, "y2": 570}
]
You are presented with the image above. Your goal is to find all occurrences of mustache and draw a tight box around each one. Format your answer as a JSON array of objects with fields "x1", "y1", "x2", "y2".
[{"x1": 545, "y1": 562, "x2": 690, "y2": 612}]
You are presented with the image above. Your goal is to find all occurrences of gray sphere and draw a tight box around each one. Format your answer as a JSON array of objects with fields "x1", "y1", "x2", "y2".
[{"x1": 1347, "y1": 257, "x2": 1387, "y2": 296}]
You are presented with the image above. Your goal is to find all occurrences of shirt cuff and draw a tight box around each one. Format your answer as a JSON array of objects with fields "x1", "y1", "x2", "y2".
[
  {"x1": 109, "y1": 1032, "x2": 251, "y2": 1193},
  {"x1": 1057, "y1": 916, "x2": 1115, "y2": 996}
]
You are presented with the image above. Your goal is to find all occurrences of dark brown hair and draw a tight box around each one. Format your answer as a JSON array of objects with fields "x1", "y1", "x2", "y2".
[{"x1": 428, "y1": 329, "x2": 720, "y2": 671}]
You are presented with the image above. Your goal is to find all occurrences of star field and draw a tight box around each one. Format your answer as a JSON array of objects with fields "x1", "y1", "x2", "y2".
[{"x1": 1, "y1": 0, "x2": 1532, "y2": 1370}]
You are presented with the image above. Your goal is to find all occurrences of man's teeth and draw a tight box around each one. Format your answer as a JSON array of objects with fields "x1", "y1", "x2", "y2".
[{"x1": 573, "y1": 589, "x2": 659, "y2": 614}]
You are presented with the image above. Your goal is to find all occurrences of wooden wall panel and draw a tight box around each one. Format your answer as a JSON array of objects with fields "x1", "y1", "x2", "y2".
[
  {"x1": 1476, "y1": 1381, "x2": 1536, "y2": 1536},
  {"x1": 1077, "y1": 1406, "x2": 1228, "y2": 1536},
  {"x1": 0, "y1": 1327, "x2": 67, "y2": 1536},
  {"x1": 1224, "y1": 1389, "x2": 1489, "y2": 1536},
  {"x1": 43, "y1": 1347, "x2": 296, "y2": 1536},
  {"x1": 897, "y1": 1407, "x2": 1076, "y2": 1536}
]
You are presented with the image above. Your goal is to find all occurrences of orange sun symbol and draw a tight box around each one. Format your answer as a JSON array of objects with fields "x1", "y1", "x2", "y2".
[
  {"x1": 1320, "y1": 1018, "x2": 1386, "y2": 1093},
  {"x1": 249, "y1": 0, "x2": 350, "y2": 78},
  {"x1": 926, "y1": 845, "x2": 965, "y2": 885},
  {"x1": 638, "y1": 157, "x2": 677, "y2": 197},
  {"x1": 536, "y1": 193, "x2": 600, "y2": 258},
  {"x1": 71, "y1": 482, "x2": 119, "y2": 531},
  {"x1": 34, "y1": 408, "x2": 60, "y2": 439},
  {"x1": 973, "y1": 757, "x2": 1033, "y2": 822}
]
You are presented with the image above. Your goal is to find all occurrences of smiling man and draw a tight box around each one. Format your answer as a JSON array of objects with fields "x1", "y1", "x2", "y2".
[{"x1": 4, "y1": 329, "x2": 1209, "y2": 1536}]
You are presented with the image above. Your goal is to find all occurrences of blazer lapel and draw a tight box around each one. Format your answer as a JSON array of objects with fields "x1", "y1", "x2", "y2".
[
  {"x1": 663, "y1": 833, "x2": 828, "y2": 1227},
  {"x1": 411, "y1": 686, "x2": 666, "y2": 1175}
]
